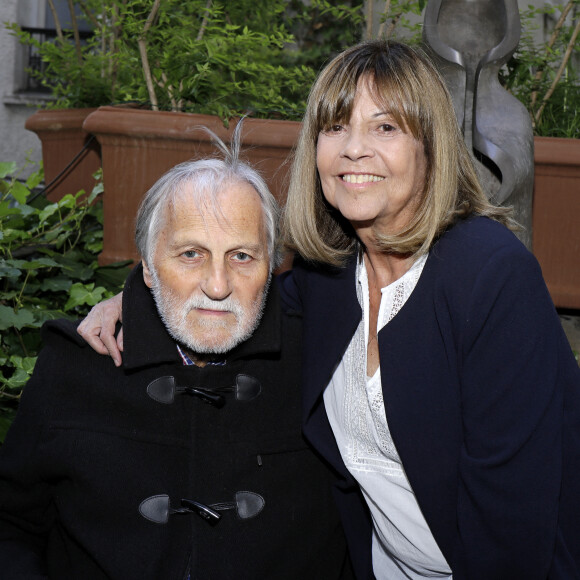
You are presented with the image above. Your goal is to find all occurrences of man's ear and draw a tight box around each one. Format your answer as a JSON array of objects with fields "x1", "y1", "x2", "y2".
[{"x1": 142, "y1": 261, "x2": 153, "y2": 288}]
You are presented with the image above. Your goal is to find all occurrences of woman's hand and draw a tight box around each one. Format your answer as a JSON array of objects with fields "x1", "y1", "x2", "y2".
[{"x1": 77, "y1": 292, "x2": 124, "y2": 367}]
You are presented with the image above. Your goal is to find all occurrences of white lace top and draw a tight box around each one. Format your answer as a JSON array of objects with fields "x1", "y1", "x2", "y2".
[{"x1": 323, "y1": 253, "x2": 453, "y2": 579}]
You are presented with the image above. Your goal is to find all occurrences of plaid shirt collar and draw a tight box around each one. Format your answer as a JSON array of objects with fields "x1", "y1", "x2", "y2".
[{"x1": 176, "y1": 343, "x2": 226, "y2": 366}]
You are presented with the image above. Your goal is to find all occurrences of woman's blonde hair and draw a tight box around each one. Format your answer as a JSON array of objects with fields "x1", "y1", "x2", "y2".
[{"x1": 283, "y1": 40, "x2": 513, "y2": 266}]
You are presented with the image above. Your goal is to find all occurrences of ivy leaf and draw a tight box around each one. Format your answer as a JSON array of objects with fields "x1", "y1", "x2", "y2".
[
  {"x1": 26, "y1": 169, "x2": 44, "y2": 190},
  {"x1": 0, "y1": 201, "x2": 20, "y2": 218},
  {"x1": 0, "y1": 162, "x2": 17, "y2": 179},
  {"x1": 0, "y1": 305, "x2": 36, "y2": 331},
  {"x1": 64, "y1": 282, "x2": 107, "y2": 311},
  {"x1": 17, "y1": 258, "x2": 61, "y2": 270},
  {"x1": 10, "y1": 181, "x2": 30, "y2": 204},
  {"x1": 59, "y1": 259, "x2": 95, "y2": 281},
  {"x1": 34, "y1": 309, "x2": 71, "y2": 324},
  {"x1": 2, "y1": 367, "x2": 32, "y2": 390},
  {"x1": 41, "y1": 277, "x2": 72, "y2": 292},
  {"x1": 0, "y1": 263, "x2": 23, "y2": 280},
  {"x1": 87, "y1": 179, "x2": 104, "y2": 204},
  {"x1": 9, "y1": 355, "x2": 36, "y2": 376},
  {"x1": 38, "y1": 203, "x2": 59, "y2": 223}
]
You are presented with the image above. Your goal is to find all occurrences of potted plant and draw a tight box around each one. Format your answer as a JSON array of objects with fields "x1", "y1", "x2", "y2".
[
  {"x1": 500, "y1": 1, "x2": 580, "y2": 309},
  {"x1": 8, "y1": 0, "x2": 133, "y2": 201},
  {"x1": 80, "y1": 0, "x2": 317, "y2": 264},
  {"x1": 11, "y1": 0, "x2": 363, "y2": 264}
]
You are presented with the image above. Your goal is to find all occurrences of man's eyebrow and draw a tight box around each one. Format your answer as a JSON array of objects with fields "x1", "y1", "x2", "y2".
[
  {"x1": 169, "y1": 240, "x2": 266, "y2": 255},
  {"x1": 231, "y1": 243, "x2": 266, "y2": 255},
  {"x1": 169, "y1": 239, "x2": 204, "y2": 251}
]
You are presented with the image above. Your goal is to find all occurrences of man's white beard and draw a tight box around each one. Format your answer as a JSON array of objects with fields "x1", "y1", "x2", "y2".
[{"x1": 149, "y1": 270, "x2": 270, "y2": 354}]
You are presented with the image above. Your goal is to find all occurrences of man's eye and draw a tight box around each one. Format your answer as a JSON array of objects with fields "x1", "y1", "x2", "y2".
[
  {"x1": 183, "y1": 250, "x2": 201, "y2": 258},
  {"x1": 232, "y1": 252, "x2": 252, "y2": 262}
]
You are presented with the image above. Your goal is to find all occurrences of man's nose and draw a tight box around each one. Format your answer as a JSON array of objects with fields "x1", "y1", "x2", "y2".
[{"x1": 201, "y1": 261, "x2": 232, "y2": 300}]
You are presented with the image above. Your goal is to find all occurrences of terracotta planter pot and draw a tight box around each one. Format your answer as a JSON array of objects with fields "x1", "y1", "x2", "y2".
[
  {"x1": 533, "y1": 136, "x2": 580, "y2": 309},
  {"x1": 80, "y1": 108, "x2": 580, "y2": 306},
  {"x1": 83, "y1": 106, "x2": 301, "y2": 266},
  {"x1": 25, "y1": 108, "x2": 101, "y2": 202}
]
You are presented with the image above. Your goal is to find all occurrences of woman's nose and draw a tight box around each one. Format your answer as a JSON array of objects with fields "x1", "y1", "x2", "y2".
[
  {"x1": 201, "y1": 261, "x2": 232, "y2": 300},
  {"x1": 340, "y1": 129, "x2": 373, "y2": 160}
]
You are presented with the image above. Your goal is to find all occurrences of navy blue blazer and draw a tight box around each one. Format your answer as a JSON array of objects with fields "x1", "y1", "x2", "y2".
[{"x1": 280, "y1": 216, "x2": 580, "y2": 580}]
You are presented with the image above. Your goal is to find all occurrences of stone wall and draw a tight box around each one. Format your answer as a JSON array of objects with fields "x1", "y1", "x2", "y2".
[{"x1": 0, "y1": 0, "x2": 47, "y2": 175}]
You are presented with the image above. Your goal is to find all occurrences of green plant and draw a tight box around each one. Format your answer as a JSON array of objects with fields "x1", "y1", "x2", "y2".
[
  {"x1": 9, "y1": 0, "x2": 427, "y2": 120},
  {"x1": 127, "y1": 0, "x2": 323, "y2": 119},
  {"x1": 360, "y1": 0, "x2": 579, "y2": 138},
  {"x1": 0, "y1": 162, "x2": 131, "y2": 442},
  {"x1": 500, "y1": 1, "x2": 580, "y2": 138},
  {"x1": 8, "y1": 0, "x2": 579, "y2": 132},
  {"x1": 299, "y1": 0, "x2": 580, "y2": 139},
  {"x1": 362, "y1": 0, "x2": 580, "y2": 138},
  {"x1": 8, "y1": 0, "x2": 322, "y2": 120},
  {"x1": 7, "y1": 0, "x2": 133, "y2": 108},
  {"x1": 283, "y1": 0, "x2": 365, "y2": 71}
]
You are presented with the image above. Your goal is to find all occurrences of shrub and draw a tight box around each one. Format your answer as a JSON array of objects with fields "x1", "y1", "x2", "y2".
[
  {"x1": 8, "y1": 0, "x2": 320, "y2": 120},
  {"x1": 500, "y1": 1, "x2": 580, "y2": 138},
  {"x1": 0, "y1": 162, "x2": 131, "y2": 442}
]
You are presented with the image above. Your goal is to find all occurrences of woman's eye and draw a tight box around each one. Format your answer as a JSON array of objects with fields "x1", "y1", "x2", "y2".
[
  {"x1": 322, "y1": 124, "x2": 343, "y2": 134},
  {"x1": 378, "y1": 123, "x2": 396, "y2": 132}
]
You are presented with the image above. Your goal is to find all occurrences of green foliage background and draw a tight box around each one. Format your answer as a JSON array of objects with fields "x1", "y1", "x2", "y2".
[
  {"x1": 500, "y1": 2, "x2": 580, "y2": 139},
  {"x1": 8, "y1": 0, "x2": 579, "y2": 134},
  {"x1": 0, "y1": 163, "x2": 131, "y2": 442}
]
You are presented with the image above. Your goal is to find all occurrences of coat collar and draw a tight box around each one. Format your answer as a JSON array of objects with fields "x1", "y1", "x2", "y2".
[{"x1": 122, "y1": 263, "x2": 282, "y2": 370}]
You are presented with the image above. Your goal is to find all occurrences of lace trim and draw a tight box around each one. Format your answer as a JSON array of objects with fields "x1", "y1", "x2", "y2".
[{"x1": 341, "y1": 254, "x2": 428, "y2": 476}]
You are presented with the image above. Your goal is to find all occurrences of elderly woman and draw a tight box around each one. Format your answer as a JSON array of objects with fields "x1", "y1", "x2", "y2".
[
  {"x1": 279, "y1": 40, "x2": 580, "y2": 580},
  {"x1": 78, "y1": 41, "x2": 580, "y2": 579}
]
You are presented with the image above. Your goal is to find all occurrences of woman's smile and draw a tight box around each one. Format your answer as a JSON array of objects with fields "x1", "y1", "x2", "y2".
[{"x1": 340, "y1": 173, "x2": 385, "y2": 184}]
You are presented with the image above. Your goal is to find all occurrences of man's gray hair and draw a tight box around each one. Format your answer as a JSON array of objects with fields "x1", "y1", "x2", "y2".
[{"x1": 135, "y1": 122, "x2": 281, "y2": 272}]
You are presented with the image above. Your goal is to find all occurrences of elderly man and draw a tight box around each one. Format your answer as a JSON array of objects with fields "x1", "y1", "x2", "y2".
[{"x1": 0, "y1": 143, "x2": 351, "y2": 579}]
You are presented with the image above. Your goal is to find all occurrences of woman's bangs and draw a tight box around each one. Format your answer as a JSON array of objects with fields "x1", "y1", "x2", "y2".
[
  {"x1": 314, "y1": 66, "x2": 361, "y2": 131},
  {"x1": 370, "y1": 74, "x2": 422, "y2": 137}
]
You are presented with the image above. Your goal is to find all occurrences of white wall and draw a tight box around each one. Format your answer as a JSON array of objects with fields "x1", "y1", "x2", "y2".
[{"x1": 0, "y1": 0, "x2": 47, "y2": 176}]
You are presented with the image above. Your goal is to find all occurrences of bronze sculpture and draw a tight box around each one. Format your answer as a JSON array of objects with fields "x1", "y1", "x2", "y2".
[{"x1": 423, "y1": 0, "x2": 534, "y2": 248}]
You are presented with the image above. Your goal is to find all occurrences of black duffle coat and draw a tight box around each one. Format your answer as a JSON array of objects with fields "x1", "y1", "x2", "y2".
[{"x1": 0, "y1": 265, "x2": 351, "y2": 580}]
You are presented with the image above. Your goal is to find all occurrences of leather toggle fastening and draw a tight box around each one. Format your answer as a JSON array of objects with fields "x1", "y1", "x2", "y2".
[
  {"x1": 139, "y1": 491, "x2": 265, "y2": 525},
  {"x1": 147, "y1": 376, "x2": 225, "y2": 407},
  {"x1": 233, "y1": 374, "x2": 262, "y2": 401},
  {"x1": 146, "y1": 374, "x2": 261, "y2": 407}
]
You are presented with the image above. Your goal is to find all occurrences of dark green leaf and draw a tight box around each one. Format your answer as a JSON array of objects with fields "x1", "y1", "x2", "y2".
[{"x1": 0, "y1": 305, "x2": 36, "y2": 331}]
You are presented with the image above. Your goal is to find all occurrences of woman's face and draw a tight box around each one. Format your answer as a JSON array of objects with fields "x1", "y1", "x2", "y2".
[{"x1": 316, "y1": 81, "x2": 428, "y2": 237}]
